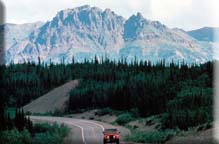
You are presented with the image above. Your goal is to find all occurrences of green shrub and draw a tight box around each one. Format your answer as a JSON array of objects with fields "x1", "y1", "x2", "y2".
[
  {"x1": 196, "y1": 122, "x2": 212, "y2": 132},
  {"x1": 52, "y1": 109, "x2": 64, "y2": 116},
  {"x1": 32, "y1": 132, "x2": 62, "y2": 144},
  {"x1": 95, "y1": 108, "x2": 113, "y2": 116},
  {"x1": 32, "y1": 123, "x2": 70, "y2": 144},
  {"x1": 116, "y1": 113, "x2": 133, "y2": 125},
  {"x1": 0, "y1": 129, "x2": 31, "y2": 144},
  {"x1": 89, "y1": 116, "x2": 94, "y2": 120},
  {"x1": 126, "y1": 130, "x2": 175, "y2": 143},
  {"x1": 33, "y1": 123, "x2": 52, "y2": 133},
  {"x1": 130, "y1": 108, "x2": 140, "y2": 118},
  {"x1": 0, "y1": 123, "x2": 69, "y2": 144}
]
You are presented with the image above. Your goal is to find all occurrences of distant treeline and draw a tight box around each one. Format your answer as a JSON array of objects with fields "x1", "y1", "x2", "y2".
[{"x1": 0, "y1": 57, "x2": 213, "y2": 130}]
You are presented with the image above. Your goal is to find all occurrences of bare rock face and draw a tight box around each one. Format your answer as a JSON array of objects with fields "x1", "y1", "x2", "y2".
[
  {"x1": 4, "y1": 5, "x2": 212, "y2": 64},
  {"x1": 122, "y1": 13, "x2": 212, "y2": 63}
]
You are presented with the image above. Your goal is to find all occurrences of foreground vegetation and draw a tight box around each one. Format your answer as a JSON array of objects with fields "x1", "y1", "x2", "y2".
[
  {"x1": 0, "y1": 107, "x2": 69, "y2": 144},
  {"x1": 126, "y1": 129, "x2": 175, "y2": 143},
  {"x1": 0, "y1": 122, "x2": 70, "y2": 144}
]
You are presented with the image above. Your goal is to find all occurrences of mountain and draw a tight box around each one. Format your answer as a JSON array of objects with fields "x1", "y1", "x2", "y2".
[
  {"x1": 0, "y1": 22, "x2": 43, "y2": 63},
  {"x1": 188, "y1": 27, "x2": 219, "y2": 42},
  {"x1": 6, "y1": 5, "x2": 126, "y2": 64},
  {"x1": 1, "y1": 22, "x2": 43, "y2": 50},
  {"x1": 121, "y1": 13, "x2": 211, "y2": 63},
  {"x1": 4, "y1": 5, "x2": 212, "y2": 64}
]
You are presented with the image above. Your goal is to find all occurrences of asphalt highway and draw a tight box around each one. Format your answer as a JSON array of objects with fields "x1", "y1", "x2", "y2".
[{"x1": 30, "y1": 116, "x2": 131, "y2": 144}]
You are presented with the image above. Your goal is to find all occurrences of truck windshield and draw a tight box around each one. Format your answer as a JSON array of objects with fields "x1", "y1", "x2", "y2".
[{"x1": 104, "y1": 129, "x2": 117, "y2": 133}]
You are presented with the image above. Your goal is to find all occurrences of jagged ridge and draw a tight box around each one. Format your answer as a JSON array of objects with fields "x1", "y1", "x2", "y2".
[{"x1": 4, "y1": 5, "x2": 213, "y2": 64}]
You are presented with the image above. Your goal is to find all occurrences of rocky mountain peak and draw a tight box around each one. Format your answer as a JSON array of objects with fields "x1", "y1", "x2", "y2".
[
  {"x1": 123, "y1": 13, "x2": 150, "y2": 41},
  {"x1": 4, "y1": 5, "x2": 212, "y2": 64},
  {"x1": 136, "y1": 12, "x2": 144, "y2": 19}
]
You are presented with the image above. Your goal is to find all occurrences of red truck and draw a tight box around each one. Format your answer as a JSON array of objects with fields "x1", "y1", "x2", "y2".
[{"x1": 103, "y1": 128, "x2": 120, "y2": 144}]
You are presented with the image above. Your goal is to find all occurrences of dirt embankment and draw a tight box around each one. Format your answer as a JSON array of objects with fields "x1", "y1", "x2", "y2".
[{"x1": 23, "y1": 80, "x2": 78, "y2": 114}]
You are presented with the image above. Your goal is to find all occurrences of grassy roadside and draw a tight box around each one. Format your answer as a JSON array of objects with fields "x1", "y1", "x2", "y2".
[
  {"x1": 112, "y1": 112, "x2": 175, "y2": 143},
  {"x1": 124, "y1": 117, "x2": 213, "y2": 144},
  {"x1": 126, "y1": 129, "x2": 175, "y2": 143},
  {"x1": 93, "y1": 109, "x2": 173, "y2": 143},
  {"x1": 93, "y1": 108, "x2": 213, "y2": 144}
]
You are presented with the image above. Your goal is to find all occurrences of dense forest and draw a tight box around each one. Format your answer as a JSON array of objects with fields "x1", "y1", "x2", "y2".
[
  {"x1": 0, "y1": 58, "x2": 70, "y2": 143},
  {"x1": 68, "y1": 58, "x2": 213, "y2": 130},
  {"x1": 0, "y1": 57, "x2": 213, "y2": 130}
]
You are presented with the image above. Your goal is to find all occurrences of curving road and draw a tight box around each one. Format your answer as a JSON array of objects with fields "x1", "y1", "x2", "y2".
[{"x1": 30, "y1": 116, "x2": 131, "y2": 144}]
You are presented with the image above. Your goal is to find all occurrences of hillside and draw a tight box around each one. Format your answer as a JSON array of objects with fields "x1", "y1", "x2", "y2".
[
  {"x1": 188, "y1": 27, "x2": 219, "y2": 42},
  {"x1": 23, "y1": 80, "x2": 78, "y2": 114},
  {"x1": 1, "y1": 22, "x2": 43, "y2": 50}
]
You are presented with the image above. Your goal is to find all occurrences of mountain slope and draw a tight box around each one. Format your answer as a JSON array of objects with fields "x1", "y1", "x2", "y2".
[
  {"x1": 121, "y1": 13, "x2": 212, "y2": 63},
  {"x1": 188, "y1": 27, "x2": 219, "y2": 42},
  {"x1": 5, "y1": 5, "x2": 212, "y2": 64},
  {"x1": 0, "y1": 22, "x2": 43, "y2": 50},
  {"x1": 7, "y1": 5, "x2": 125, "y2": 64},
  {"x1": 0, "y1": 22, "x2": 43, "y2": 63}
]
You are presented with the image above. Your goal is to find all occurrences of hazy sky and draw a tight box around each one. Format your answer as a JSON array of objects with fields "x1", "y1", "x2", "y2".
[{"x1": 1, "y1": 0, "x2": 219, "y2": 30}]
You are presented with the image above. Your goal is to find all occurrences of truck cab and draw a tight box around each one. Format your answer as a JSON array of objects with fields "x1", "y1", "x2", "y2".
[{"x1": 103, "y1": 128, "x2": 120, "y2": 144}]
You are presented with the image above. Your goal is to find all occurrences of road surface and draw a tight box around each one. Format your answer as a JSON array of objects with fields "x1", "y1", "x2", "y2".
[{"x1": 30, "y1": 116, "x2": 131, "y2": 144}]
